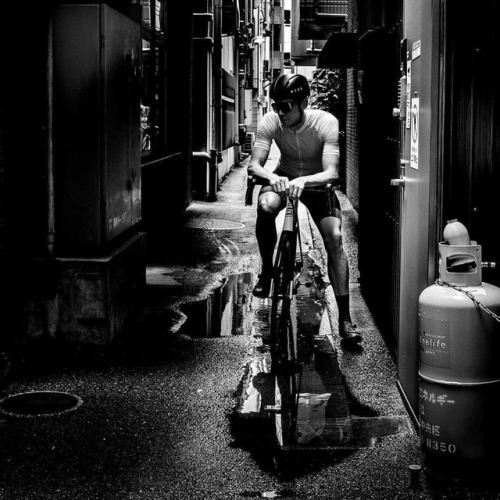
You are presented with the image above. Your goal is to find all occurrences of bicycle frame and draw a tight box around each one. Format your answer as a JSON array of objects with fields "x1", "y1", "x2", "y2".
[{"x1": 270, "y1": 196, "x2": 302, "y2": 370}]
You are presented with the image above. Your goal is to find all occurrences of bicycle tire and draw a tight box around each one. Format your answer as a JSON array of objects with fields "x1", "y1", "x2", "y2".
[
  {"x1": 270, "y1": 235, "x2": 296, "y2": 370},
  {"x1": 273, "y1": 371, "x2": 301, "y2": 448},
  {"x1": 270, "y1": 232, "x2": 301, "y2": 447}
]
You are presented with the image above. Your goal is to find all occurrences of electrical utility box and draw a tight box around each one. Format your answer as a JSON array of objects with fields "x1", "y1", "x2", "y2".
[{"x1": 53, "y1": 4, "x2": 142, "y2": 252}]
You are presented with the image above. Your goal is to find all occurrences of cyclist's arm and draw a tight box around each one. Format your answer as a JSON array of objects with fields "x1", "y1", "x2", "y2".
[
  {"x1": 302, "y1": 111, "x2": 340, "y2": 188},
  {"x1": 287, "y1": 155, "x2": 339, "y2": 199},
  {"x1": 248, "y1": 112, "x2": 276, "y2": 183},
  {"x1": 248, "y1": 146, "x2": 290, "y2": 194},
  {"x1": 303, "y1": 154, "x2": 340, "y2": 188},
  {"x1": 248, "y1": 146, "x2": 272, "y2": 182},
  {"x1": 248, "y1": 113, "x2": 290, "y2": 193}
]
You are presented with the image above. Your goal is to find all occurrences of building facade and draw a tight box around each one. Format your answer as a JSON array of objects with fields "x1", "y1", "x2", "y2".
[
  {"x1": 319, "y1": 0, "x2": 500, "y2": 421},
  {"x1": 0, "y1": 0, "x2": 271, "y2": 359}
]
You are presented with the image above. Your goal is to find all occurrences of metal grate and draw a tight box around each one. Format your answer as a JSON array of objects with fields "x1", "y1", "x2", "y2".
[{"x1": 0, "y1": 391, "x2": 83, "y2": 418}]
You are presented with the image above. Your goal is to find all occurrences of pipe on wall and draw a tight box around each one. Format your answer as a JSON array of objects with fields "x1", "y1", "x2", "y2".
[
  {"x1": 46, "y1": 10, "x2": 55, "y2": 262},
  {"x1": 192, "y1": 150, "x2": 219, "y2": 201},
  {"x1": 213, "y1": 0, "x2": 223, "y2": 171},
  {"x1": 42, "y1": 7, "x2": 59, "y2": 339}
]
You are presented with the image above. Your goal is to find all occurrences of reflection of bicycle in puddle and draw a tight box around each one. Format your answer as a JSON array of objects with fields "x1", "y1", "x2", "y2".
[
  {"x1": 246, "y1": 177, "x2": 353, "y2": 454},
  {"x1": 236, "y1": 178, "x2": 411, "y2": 480}
]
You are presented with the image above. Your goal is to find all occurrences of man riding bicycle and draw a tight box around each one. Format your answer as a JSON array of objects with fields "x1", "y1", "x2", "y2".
[{"x1": 248, "y1": 73, "x2": 362, "y2": 348}]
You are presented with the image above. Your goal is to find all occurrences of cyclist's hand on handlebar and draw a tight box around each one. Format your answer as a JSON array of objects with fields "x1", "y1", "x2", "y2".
[
  {"x1": 269, "y1": 175, "x2": 290, "y2": 195},
  {"x1": 289, "y1": 177, "x2": 308, "y2": 200}
]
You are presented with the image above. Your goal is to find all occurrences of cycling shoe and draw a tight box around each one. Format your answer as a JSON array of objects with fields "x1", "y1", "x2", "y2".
[
  {"x1": 339, "y1": 320, "x2": 363, "y2": 349},
  {"x1": 253, "y1": 274, "x2": 272, "y2": 297}
]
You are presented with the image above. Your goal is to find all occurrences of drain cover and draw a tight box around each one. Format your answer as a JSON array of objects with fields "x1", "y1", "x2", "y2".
[{"x1": 0, "y1": 391, "x2": 83, "y2": 417}]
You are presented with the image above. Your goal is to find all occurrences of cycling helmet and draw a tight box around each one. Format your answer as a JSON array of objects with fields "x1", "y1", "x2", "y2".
[{"x1": 269, "y1": 74, "x2": 310, "y2": 102}]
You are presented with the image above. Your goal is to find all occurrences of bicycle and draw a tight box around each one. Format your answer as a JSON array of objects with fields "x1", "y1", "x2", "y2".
[{"x1": 245, "y1": 175, "x2": 335, "y2": 448}]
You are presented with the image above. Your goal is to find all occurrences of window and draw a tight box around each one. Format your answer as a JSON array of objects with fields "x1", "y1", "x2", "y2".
[{"x1": 140, "y1": 1, "x2": 168, "y2": 163}]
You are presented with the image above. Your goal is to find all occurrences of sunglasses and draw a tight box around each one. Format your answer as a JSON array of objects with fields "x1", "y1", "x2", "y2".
[{"x1": 272, "y1": 101, "x2": 294, "y2": 114}]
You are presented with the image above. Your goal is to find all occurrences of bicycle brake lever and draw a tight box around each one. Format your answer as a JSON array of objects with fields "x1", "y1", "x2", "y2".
[{"x1": 245, "y1": 176, "x2": 256, "y2": 206}]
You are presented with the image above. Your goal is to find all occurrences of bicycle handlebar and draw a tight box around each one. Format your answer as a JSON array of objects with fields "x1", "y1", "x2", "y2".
[{"x1": 244, "y1": 175, "x2": 339, "y2": 206}]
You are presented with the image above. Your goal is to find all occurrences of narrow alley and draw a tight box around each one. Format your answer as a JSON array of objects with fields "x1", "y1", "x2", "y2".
[
  {"x1": 1, "y1": 149, "x2": 499, "y2": 499},
  {"x1": 2, "y1": 1, "x2": 500, "y2": 499}
]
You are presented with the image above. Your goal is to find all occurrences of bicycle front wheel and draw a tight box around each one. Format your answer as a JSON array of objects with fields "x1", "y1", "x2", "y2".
[{"x1": 270, "y1": 234, "x2": 297, "y2": 372}]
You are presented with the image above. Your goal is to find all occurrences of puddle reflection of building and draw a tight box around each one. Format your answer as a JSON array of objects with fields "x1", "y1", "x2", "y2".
[{"x1": 181, "y1": 272, "x2": 253, "y2": 337}]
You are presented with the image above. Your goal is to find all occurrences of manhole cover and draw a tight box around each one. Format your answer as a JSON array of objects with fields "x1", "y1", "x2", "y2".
[
  {"x1": 185, "y1": 219, "x2": 245, "y2": 230},
  {"x1": 0, "y1": 391, "x2": 83, "y2": 417}
]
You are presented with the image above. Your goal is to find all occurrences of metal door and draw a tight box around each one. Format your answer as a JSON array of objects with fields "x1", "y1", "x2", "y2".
[
  {"x1": 102, "y1": 5, "x2": 142, "y2": 240},
  {"x1": 441, "y1": 1, "x2": 500, "y2": 288},
  {"x1": 357, "y1": 23, "x2": 402, "y2": 346},
  {"x1": 394, "y1": 0, "x2": 440, "y2": 419},
  {"x1": 54, "y1": 5, "x2": 141, "y2": 249}
]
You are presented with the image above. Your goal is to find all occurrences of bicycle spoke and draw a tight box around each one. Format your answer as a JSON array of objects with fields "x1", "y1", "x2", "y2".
[
  {"x1": 274, "y1": 376, "x2": 283, "y2": 447},
  {"x1": 274, "y1": 366, "x2": 302, "y2": 446}
]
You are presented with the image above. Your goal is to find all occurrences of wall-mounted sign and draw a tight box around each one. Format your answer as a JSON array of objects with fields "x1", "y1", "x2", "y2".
[
  {"x1": 406, "y1": 62, "x2": 411, "y2": 129},
  {"x1": 412, "y1": 40, "x2": 421, "y2": 60},
  {"x1": 410, "y1": 97, "x2": 419, "y2": 169}
]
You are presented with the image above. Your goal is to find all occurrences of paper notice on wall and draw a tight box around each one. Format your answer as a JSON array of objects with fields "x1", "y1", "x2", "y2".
[
  {"x1": 406, "y1": 62, "x2": 411, "y2": 129},
  {"x1": 412, "y1": 40, "x2": 421, "y2": 60},
  {"x1": 410, "y1": 97, "x2": 419, "y2": 170}
]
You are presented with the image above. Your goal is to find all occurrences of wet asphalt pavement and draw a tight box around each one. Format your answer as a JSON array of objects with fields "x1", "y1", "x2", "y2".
[{"x1": 1, "y1": 147, "x2": 500, "y2": 499}]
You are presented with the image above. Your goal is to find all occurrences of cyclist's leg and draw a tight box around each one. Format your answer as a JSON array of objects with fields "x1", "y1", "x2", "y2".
[
  {"x1": 254, "y1": 186, "x2": 284, "y2": 297},
  {"x1": 317, "y1": 213, "x2": 349, "y2": 298},
  {"x1": 301, "y1": 191, "x2": 362, "y2": 346},
  {"x1": 301, "y1": 191, "x2": 348, "y2": 297}
]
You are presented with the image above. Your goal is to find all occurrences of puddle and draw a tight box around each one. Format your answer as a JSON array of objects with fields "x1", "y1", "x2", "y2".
[
  {"x1": 239, "y1": 489, "x2": 295, "y2": 498},
  {"x1": 185, "y1": 219, "x2": 245, "y2": 230},
  {"x1": 178, "y1": 260, "x2": 410, "y2": 475},
  {"x1": 180, "y1": 272, "x2": 253, "y2": 337},
  {"x1": 227, "y1": 255, "x2": 412, "y2": 477}
]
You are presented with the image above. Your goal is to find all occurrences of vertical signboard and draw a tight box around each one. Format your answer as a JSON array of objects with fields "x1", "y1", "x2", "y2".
[
  {"x1": 410, "y1": 97, "x2": 419, "y2": 169},
  {"x1": 406, "y1": 62, "x2": 411, "y2": 129}
]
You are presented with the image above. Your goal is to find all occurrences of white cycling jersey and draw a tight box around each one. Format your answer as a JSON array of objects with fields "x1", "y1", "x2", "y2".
[{"x1": 253, "y1": 108, "x2": 339, "y2": 178}]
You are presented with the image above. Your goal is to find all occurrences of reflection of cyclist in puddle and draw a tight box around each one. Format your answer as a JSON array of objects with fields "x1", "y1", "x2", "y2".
[{"x1": 248, "y1": 74, "x2": 362, "y2": 348}]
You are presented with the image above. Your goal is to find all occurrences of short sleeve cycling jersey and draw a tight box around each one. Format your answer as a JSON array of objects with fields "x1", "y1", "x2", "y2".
[{"x1": 253, "y1": 108, "x2": 339, "y2": 178}]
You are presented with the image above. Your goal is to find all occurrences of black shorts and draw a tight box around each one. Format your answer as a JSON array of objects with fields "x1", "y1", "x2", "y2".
[
  {"x1": 262, "y1": 168, "x2": 341, "y2": 222},
  {"x1": 301, "y1": 187, "x2": 340, "y2": 222}
]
